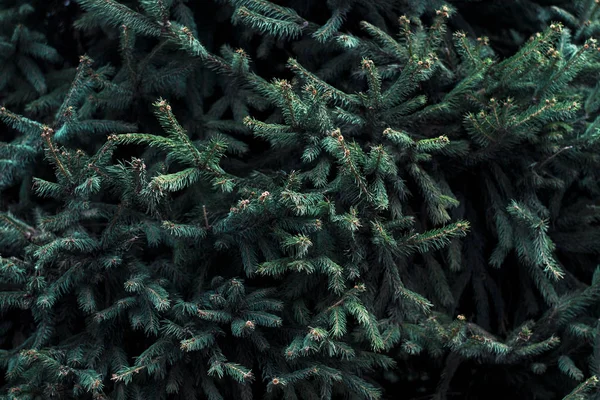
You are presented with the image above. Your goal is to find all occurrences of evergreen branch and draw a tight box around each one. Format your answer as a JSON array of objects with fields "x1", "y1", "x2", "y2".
[
  {"x1": 232, "y1": 0, "x2": 301, "y2": 21},
  {"x1": 558, "y1": 355, "x2": 585, "y2": 381},
  {"x1": 151, "y1": 168, "x2": 201, "y2": 192},
  {"x1": 535, "y1": 38, "x2": 595, "y2": 98},
  {"x1": 312, "y1": 5, "x2": 349, "y2": 43},
  {"x1": 507, "y1": 201, "x2": 564, "y2": 280},
  {"x1": 41, "y1": 127, "x2": 71, "y2": 180},
  {"x1": 233, "y1": 6, "x2": 305, "y2": 41},
  {"x1": 0, "y1": 105, "x2": 46, "y2": 134},
  {"x1": 287, "y1": 58, "x2": 360, "y2": 107},
  {"x1": 111, "y1": 366, "x2": 147, "y2": 384},
  {"x1": 495, "y1": 24, "x2": 561, "y2": 78},
  {"x1": 563, "y1": 376, "x2": 598, "y2": 400},
  {"x1": 54, "y1": 55, "x2": 93, "y2": 127},
  {"x1": 404, "y1": 221, "x2": 470, "y2": 254},
  {"x1": 75, "y1": 0, "x2": 162, "y2": 36},
  {"x1": 360, "y1": 20, "x2": 406, "y2": 61},
  {"x1": 153, "y1": 99, "x2": 202, "y2": 167},
  {"x1": 328, "y1": 129, "x2": 370, "y2": 200},
  {"x1": 167, "y1": 23, "x2": 209, "y2": 58},
  {"x1": 119, "y1": 25, "x2": 136, "y2": 82}
]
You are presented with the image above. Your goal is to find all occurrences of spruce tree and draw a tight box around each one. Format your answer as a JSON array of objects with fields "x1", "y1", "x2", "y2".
[{"x1": 2, "y1": 1, "x2": 600, "y2": 399}]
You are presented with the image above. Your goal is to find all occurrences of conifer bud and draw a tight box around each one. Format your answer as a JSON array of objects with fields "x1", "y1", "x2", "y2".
[
  {"x1": 243, "y1": 115, "x2": 254, "y2": 127},
  {"x1": 181, "y1": 26, "x2": 193, "y2": 39},
  {"x1": 259, "y1": 191, "x2": 270, "y2": 202},
  {"x1": 304, "y1": 84, "x2": 317, "y2": 96},
  {"x1": 399, "y1": 15, "x2": 410, "y2": 25},
  {"x1": 476, "y1": 36, "x2": 489, "y2": 46},
  {"x1": 550, "y1": 23, "x2": 563, "y2": 33},
  {"x1": 41, "y1": 126, "x2": 54, "y2": 138},
  {"x1": 309, "y1": 327, "x2": 324, "y2": 341},
  {"x1": 435, "y1": 8, "x2": 449, "y2": 18},
  {"x1": 456, "y1": 222, "x2": 468, "y2": 231},
  {"x1": 79, "y1": 55, "x2": 92, "y2": 65},
  {"x1": 518, "y1": 327, "x2": 532, "y2": 341},
  {"x1": 354, "y1": 283, "x2": 366, "y2": 292}
]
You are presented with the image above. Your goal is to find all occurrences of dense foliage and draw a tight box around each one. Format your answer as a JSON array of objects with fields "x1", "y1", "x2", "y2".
[{"x1": 2, "y1": 1, "x2": 600, "y2": 399}]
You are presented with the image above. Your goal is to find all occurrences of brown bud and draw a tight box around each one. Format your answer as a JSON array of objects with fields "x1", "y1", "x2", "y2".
[{"x1": 259, "y1": 191, "x2": 270, "y2": 202}]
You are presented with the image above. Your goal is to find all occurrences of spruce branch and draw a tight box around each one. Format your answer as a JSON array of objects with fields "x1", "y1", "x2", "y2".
[
  {"x1": 75, "y1": 0, "x2": 162, "y2": 36},
  {"x1": 153, "y1": 98, "x2": 202, "y2": 166},
  {"x1": 55, "y1": 55, "x2": 93, "y2": 127},
  {"x1": 563, "y1": 375, "x2": 598, "y2": 400},
  {"x1": 535, "y1": 37, "x2": 597, "y2": 98},
  {"x1": 232, "y1": 6, "x2": 305, "y2": 41},
  {"x1": 41, "y1": 126, "x2": 71, "y2": 180}
]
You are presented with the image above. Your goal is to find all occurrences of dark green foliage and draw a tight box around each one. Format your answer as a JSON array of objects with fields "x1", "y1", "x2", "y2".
[{"x1": 2, "y1": 1, "x2": 600, "y2": 399}]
